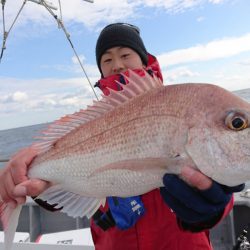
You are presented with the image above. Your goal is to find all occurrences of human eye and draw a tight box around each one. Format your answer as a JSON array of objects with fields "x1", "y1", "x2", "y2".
[
  {"x1": 121, "y1": 53, "x2": 130, "y2": 59},
  {"x1": 103, "y1": 57, "x2": 112, "y2": 64}
]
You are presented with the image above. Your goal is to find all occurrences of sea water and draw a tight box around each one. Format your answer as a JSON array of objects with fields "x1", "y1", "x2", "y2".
[{"x1": 0, "y1": 123, "x2": 48, "y2": 168}]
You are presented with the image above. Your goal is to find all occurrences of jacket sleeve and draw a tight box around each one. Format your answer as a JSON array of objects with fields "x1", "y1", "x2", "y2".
[{"x1": 177, "y1": 195, "x2": 234, "y2": 232}]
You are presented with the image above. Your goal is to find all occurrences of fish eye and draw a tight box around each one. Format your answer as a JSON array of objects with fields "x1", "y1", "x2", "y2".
[{"x1": 225, "y1": 112, "x2": 248, "y2": 131}]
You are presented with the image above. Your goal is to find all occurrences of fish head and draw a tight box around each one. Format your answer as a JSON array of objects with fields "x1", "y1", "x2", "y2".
[{"x1": 184, "y1": 84, "x2": 250, "y2": 186}]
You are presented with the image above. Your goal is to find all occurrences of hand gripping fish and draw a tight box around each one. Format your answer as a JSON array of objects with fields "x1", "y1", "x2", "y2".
[{"x1": 1, "y1": 70, "x2": 250, "y2": 249}]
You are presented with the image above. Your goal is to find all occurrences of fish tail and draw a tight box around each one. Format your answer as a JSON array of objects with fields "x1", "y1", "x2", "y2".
[{"x1": 0, "y1": 201, "x2": 23, "y2": 250}]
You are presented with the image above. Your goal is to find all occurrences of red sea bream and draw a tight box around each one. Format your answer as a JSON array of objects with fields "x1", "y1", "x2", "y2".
[{"x1": 1, "y1": 70, "x2": 250, "y2": 249}]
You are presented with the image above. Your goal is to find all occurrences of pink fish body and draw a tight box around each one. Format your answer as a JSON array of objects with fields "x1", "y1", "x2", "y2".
[{"x1": 1, "y1": 70, "x2": 250, "y2": 249}]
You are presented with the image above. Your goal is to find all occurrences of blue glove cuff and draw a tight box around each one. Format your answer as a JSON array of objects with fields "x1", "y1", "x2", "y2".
[{"x1": 107, "y1": 196, "x2": 145, "y2": 230}]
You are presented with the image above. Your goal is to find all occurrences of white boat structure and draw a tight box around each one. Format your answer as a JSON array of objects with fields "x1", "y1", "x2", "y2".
[{"x1": 0, "y1": 197, "x2": 95, "y2": 249}]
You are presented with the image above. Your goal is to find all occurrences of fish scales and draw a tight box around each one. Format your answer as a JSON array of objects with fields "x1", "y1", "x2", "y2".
[
  {"x1": 31, "y1": 83, "x2": 199, "y2": 163},
  {"x1": 29, "y1": 81, "x2": 205, "y2": 197}
]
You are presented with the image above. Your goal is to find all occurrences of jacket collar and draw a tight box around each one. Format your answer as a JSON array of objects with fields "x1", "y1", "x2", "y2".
[{"x1": 95, "y1": 53, "x2": 163, "y2": 96}]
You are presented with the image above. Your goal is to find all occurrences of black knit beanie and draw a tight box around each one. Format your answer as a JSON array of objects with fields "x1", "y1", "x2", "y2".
[{"x1": 96, "y1": 23, "x2": 148, "y2": 74}]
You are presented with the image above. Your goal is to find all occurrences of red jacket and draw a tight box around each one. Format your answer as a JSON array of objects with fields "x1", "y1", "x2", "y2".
[
  {"x1": 91, "y1": 54, "x2": 234, "y2": 250},
  {"x1": 91, "y1": 189, "x2": 233, "y2": 250}
]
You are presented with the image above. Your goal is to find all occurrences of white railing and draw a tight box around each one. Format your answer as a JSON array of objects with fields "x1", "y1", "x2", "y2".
[{"x1": 0, "y1": 243, "x2": 94, "y2": 250}]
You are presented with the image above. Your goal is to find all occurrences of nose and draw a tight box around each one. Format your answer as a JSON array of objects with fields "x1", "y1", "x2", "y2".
[{"x1": 112, "y1": 59, "x2": 125, "y2": 74}]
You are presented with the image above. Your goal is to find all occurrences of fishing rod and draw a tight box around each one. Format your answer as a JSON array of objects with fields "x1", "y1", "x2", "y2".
[
  {"x1": 40, "y1": 0, "x2": 98, "y2": 100},
  {"x1": 0, "y1": 0, "x2": 27, "y2": 62},
  {"x1": 0, "y1": 0, "x2": 98, "y2": 100}
]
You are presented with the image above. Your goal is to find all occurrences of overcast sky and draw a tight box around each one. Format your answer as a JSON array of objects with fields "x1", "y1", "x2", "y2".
[{"x1": 0, "y1": 0, "x2": 250, "y2": 130}]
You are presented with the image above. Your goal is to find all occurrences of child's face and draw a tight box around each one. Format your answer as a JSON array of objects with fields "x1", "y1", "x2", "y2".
[{"x1": 100, "y1": 46, "x2": 144, "y2": 77}]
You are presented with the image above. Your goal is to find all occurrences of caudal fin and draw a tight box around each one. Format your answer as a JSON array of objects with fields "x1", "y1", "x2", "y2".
[{"x1": 0, "y1": 202, "x2": 22, "y2": 250}]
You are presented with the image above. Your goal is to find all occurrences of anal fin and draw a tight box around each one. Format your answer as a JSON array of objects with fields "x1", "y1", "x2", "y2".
[{"x1": 37, "y1": 185, "x2": 105, "y2": 219}]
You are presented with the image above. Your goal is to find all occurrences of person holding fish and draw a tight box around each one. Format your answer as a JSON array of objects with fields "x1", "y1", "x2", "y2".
[{"x1": 0, "y1": 23, "x2": 246, "y2": 250}]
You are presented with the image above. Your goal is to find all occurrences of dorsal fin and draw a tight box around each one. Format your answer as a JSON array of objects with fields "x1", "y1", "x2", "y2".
[{"x1": 32, "y1": 70, "x2": 163, "y2": 154}]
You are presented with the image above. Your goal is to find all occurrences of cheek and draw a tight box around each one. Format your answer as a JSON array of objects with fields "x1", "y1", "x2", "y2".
[
  {"x1": 101, "y1": 65, "x2": 112, "y2": 77},
  {"x1": 125, "y1": 57, "x2": 144, "y2": 69}
]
